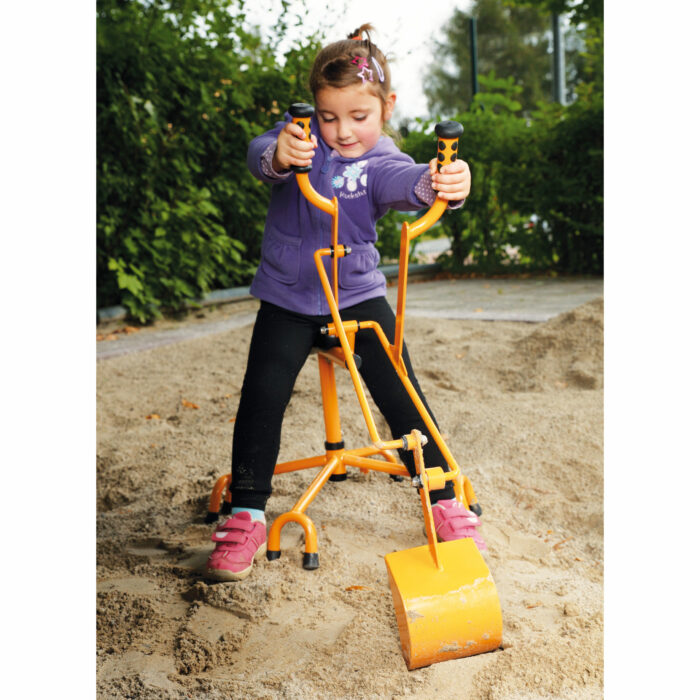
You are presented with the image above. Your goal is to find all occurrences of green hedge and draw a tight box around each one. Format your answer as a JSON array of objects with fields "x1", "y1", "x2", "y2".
[
  {"x1": 97, "y1": 0, "x2": 319, "y2": 321},
  {"x1": 396, "y1": 74, "x2": 603, "y2": 274}
]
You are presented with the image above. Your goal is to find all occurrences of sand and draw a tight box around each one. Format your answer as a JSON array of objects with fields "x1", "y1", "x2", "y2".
[{"x1": 96, "y1": 295, "x2": 603, "y2": 699}]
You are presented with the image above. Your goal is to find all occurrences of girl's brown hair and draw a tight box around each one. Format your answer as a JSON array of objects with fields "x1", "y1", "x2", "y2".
[{"x1": 309, "y1": 24, "x2": 392, "y2": 108}]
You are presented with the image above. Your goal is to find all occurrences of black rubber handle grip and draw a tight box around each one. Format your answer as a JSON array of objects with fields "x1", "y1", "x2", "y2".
[
  {"x1": 434, "y1": 120, "x2": 464, "y2": 172},
  {"x1": 289, "y1": 103, "x2": 314, "y2": 173},
  {"x1": 435, "y1": 121, "x2": 464, "y2": 139}
]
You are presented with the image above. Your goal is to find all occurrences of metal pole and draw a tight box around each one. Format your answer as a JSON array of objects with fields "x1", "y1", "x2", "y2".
[
  {"x1": 551, "y1": 13, "x2": 566, "y2": 104},
  {"x1": 469, "y1": 17, "x2": 478, "y2": 98}
]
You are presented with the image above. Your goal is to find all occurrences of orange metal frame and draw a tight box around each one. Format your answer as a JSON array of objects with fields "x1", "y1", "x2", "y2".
[{"x1": 207, "y1": 114, "x2": 478, "y2": 568}]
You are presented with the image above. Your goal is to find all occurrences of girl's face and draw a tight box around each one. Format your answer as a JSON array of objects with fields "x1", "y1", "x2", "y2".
[{"x1": 315, "y1": 84, "x2": 396, "y2": 159}]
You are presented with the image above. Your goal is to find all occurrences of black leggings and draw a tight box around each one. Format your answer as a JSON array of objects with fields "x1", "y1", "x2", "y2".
[{"x1": 229, "y1": 297, "x2": 455, "y2": 510}]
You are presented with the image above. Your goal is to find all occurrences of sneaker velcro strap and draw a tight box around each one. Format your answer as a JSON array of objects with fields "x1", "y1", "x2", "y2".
[
  {"x1": 437, "y1": 518, "x2": 470, "y2": 536},
  {"x1": 220, "y1": 517, "x2": 256, "y2": 531},
  {"x1": 443, "y1": 505, "x2": 481, "y2": 526},
  {"x1": 211, "y1": 529, "x2": 248, "y2": 544},
  {"x1": 461, "y1": 511, "x2": 481, "y2": 526},
  {"x1": 447, "y1": 514, "x2": 471, "y2": 526}
]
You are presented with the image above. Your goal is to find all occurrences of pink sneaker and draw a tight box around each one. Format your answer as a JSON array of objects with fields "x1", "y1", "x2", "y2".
[
  {"x1": 431, "y1": 499, "x2": 487, "y2": 551},
  {"x1": 204, "y1": 512, "x2": 267, "y2": 581}
]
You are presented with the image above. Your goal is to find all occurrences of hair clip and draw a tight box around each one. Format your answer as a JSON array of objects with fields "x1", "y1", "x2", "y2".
[
  {"x1": 358, "y1": 66, "x2": 373, "y2": 83},
  {"x1": 351, "y1": 56, "x2": 373, "y2": 83},
  {"x1": 371, "y1": 56, "x2": 385, "y2": 83}
]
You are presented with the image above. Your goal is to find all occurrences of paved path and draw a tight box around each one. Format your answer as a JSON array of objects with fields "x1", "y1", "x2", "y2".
[
  {"x1": 97, "y1": 311, "x2": 259, "y2": 360},
  {"x1": 97, "y1": 277, "x2": 603, "y2": 361},
  {"x1": 387, "y1": 276, "x2": 603, "y2": 322}
]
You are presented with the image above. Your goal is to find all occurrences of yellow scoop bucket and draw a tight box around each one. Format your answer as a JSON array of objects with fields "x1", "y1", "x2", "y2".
[{"x1": 385, "y1": 431, "x2": 503, "y2": 670}]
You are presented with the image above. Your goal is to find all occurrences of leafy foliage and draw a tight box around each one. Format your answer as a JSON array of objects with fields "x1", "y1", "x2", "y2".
[
  {"x1": 523, "y1": 85, "x2": 603, "y2": 273},
  {"x1": 508, "y1": 0, "x2": 603, "y2": 27},
  {"x1": 424, "y1": 0, "x2": 601, "y2": 118},
  {"x1": 425, "y1": 0, "x2": 553, "y2": 117},
  {"x1": 508, "y1": 0, "x2": 603, "y2": 94},
  {"x1": 396, "y1": 0, "x2": 603, "y2": 274},
  {"x1": 97, "y1": 0, "x2": 320, "y2": 320},
  {"x1": 399, "y1": 73, "x2": 602, "y2": 274}
]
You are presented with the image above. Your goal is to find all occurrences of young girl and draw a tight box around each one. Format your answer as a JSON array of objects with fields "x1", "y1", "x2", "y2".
[{"x1": 205, "y1": 24, "x2": 485, "y2": 582}]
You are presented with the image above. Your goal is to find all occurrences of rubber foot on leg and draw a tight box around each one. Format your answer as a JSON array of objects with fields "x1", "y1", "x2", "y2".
[
  {"x1": 329, "y1": 473, "x2": 347, "y2": 482},
  {"x1": 204, "y1": 511, "x2": 219, "y2": 524},
  {"x1": 470, "y1": 503, "x2": 483, "y2": 517},
  {"x1": 266, "y1": 549, "x2": 281, "y2": 561},
  {"x1": 302, "y1": 552, "x2": 319, "y2": 570},
  {"x1": 389, "y1": 475, "x2": 404, "y2": 482}
]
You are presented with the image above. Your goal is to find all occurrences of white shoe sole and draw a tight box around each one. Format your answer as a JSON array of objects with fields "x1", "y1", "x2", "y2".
[{"x1": 203, "y1": 540, "x2": 267, "y2": 582}]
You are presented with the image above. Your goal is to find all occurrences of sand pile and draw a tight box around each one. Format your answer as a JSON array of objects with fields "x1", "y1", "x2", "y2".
[{"x1": 96, "y1": 297, "x2": 604, "y2": 699}]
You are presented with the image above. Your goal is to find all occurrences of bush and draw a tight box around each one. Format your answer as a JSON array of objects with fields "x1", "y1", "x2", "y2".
[
  {"x1": 522, "y1": 85, "x2": 604, "y2": 273},
  {"x1": 97, "y1": 0, "x2": 320, "y2": 321},
  {"x1": 398, "y1": 73, "x2": 603, "y2": 275}
]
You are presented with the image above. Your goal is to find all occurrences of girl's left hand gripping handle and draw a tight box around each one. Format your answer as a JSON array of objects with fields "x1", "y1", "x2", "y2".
[
  {"x1": 289, "y1": 103, "x2": 315, "y2": 173},
  {"x1": 434, "y1": 120, "x2": 464, "y2": 172}
]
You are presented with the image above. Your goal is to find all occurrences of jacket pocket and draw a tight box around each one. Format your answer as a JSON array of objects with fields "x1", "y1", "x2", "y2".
[
  {"x1": 260, "y1": 227, "x2": 302, "y2": 285},
  {"x1": 339, "y1": 244, "x2": 380, "y2": 289}
]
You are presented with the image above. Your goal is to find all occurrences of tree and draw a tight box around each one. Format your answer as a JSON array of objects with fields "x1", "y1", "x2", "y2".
[
  {"x1": 424, "y1": 0, "x2": 602, "y2": 118},
  {"x1": 424, "y1": 0, "x2": 553, "y2": 117},
  {"x1": 508, "y1": 0, "x2": 603, "y2": 27},
  {"x1": 507, "y1": 0, "x2": 603, "y2": 96},
  {"x1": 404, "y1": 0, "x2": 604, "y2": 276}
]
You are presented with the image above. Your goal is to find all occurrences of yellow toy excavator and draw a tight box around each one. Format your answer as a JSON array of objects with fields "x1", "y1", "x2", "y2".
[{"x1": 207, "y1": 103, "x2": 502, "y2": 669}]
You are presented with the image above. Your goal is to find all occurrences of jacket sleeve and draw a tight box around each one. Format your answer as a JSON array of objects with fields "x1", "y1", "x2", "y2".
[
  {"x1": 370, "y1": 154, "x2": 431, "y2": 216},
  {"x1": 414, "y1": 170, "x2": 466, "y2": 211},
  {"x1": 246, "y1": 118, "x2": 290, "y2": 184}
]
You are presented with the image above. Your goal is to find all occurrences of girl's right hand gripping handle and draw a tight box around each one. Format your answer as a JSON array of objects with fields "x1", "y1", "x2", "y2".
[
  {"x1": 289, "y1": 103, "x2": 315, "y2": 173},
  {"x1": 434, "y1": 120, "x2": 464, "y2": 172},
  {"x1": 404, "y1": 120, "x2": 464, "y2": 242}
]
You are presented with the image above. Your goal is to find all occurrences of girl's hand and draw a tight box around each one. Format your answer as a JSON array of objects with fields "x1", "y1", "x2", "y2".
[
  {"x1": 272, "y1": 121, "x2": 318, "y2": 171},
  {"x1": 429, "y1": 158, "x2": 471, "y2": 201}
]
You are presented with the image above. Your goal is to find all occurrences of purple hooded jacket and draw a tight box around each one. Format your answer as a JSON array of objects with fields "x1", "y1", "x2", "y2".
[{"x1": 247, "y1": 113, "x2": 434, "y2": 316}]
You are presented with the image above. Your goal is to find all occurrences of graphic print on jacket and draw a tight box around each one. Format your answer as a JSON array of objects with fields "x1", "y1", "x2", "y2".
[{"x1": 332, "y1": 160, "x2": 368, "y2": 199}]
